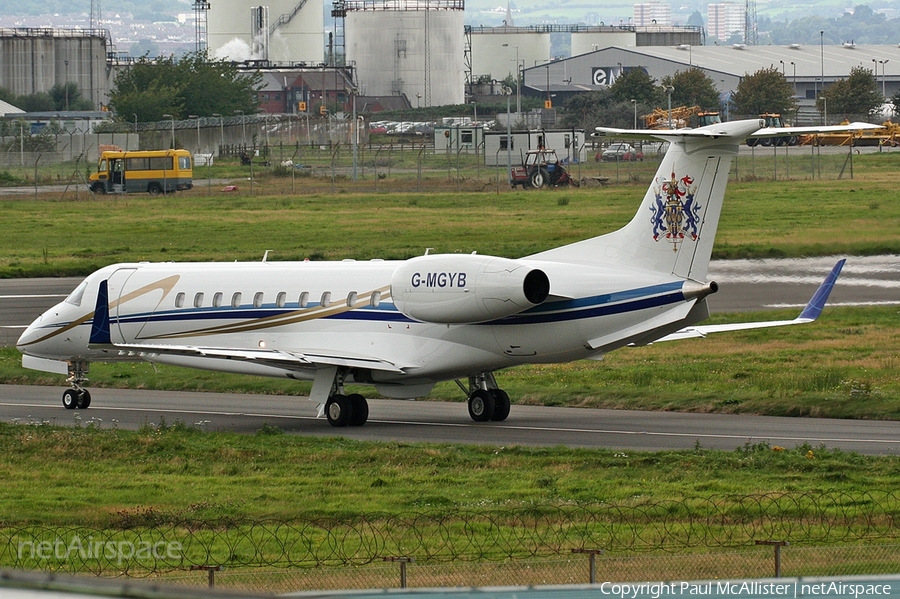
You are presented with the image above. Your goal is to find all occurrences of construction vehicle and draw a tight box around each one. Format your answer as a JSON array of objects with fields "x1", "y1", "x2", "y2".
[
  {"x1": 642, "y1": 106, "x2": 722, "y2": 130},
  {"x1": 509, "y1": 149, "x2": 574, "y2": 189},
  {"x1": 746, "y1": 113, "x2": 798, "y2": 147}
]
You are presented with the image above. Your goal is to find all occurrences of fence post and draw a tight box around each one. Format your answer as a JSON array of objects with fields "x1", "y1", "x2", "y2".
[
  {"x1": 383, "y1": 556, "x2": 414, "y2": 588},
  {"x1": 190, "y1": 565, "x2": 223, "y2": 588},
  {"x1": 572, "y1": 548, "x2": 604, "y2": 584},
  {"x1": 755, "y1": 540, "x2": 789, "y2": 577}
]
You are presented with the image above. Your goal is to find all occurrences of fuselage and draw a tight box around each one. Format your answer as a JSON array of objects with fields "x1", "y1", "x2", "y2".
[{"x1": 17, "y1": 258, "x2": 705, "y2": 394}]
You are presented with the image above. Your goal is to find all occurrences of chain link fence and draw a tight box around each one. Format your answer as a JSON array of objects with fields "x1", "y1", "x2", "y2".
[
  {"x1": 4, "y1": 492, "x2": 900, "y2": 593},
  {"x1": 3, "y1": 115, "x2": 896, "y2": 193},
  {"x1": 156, "y1": 545, "x2": 900, "y2": 593}
]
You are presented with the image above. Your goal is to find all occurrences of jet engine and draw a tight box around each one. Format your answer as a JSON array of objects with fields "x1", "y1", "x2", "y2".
[{"x1": 390, "y1": 254, "x2": 550, "y2": 324}]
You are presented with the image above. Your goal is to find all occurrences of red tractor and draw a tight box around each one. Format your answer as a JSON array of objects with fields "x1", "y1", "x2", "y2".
[{"x1": 510, "y1": 149, "x2": 575, "y2": 189}]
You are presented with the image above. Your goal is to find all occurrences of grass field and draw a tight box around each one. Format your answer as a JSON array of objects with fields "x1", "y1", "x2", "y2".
[
  {"x1": 1, "y1": 153, "x2": 899, "y2": 278},
  {"x1": 2, "y1": 420, "x2": 898, "y2": 527}
]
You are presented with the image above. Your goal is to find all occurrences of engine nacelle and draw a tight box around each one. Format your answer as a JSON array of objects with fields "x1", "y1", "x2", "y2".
[{"x1": 391, "y1": 254, "x2": 550, "y2": 324}]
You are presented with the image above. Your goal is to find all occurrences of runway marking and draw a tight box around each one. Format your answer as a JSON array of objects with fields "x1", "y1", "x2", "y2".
[{"x1": 2, "y1": 402, "x2": 898, "y2": 447}]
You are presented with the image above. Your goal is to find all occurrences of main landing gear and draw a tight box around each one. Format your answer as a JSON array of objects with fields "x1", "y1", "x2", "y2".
[
  {"x1": 62, "y1": 360, "x2": 92, "y2": 409},
  {"x1": 460, "y1": 372, "x2": 511, "y2": 423},
  {"x1": 318, "y1": 367, "x2": 370, "y2": 428},
  {"x1": 324, "y1": 393, "x2": 369, "y2": 427}
]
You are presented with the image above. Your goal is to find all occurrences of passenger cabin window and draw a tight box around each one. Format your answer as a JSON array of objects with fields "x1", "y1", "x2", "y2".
[
  {"x1": 370, "y1": 291, "x2": 381, "y2": 308},
  {"x1": 320, "y1": 292, "x2": 331, "y2": 308},
  {"x1": 276, "y1": 292, "x2": 286, "y2": 308},
  {"x1": 231, "y1": 292, "x2": 242, "y2": 308},
  {"x1": 193, "y1": 292, "x2": 204, "y2": 308},
  {"x1": 253, "y1": 292, "x2": 264, "y2": 308},
  {"x1": 212, "y1": 292, "x2": 223, "y2": 308},
  {"x1": 347, "y1": 291, "x2": 358, "y2": 307},
  {"x1": 175, "y1": 292, "x2": 185, "y2": 308},
  {"x1": 298, "y1": 292, "x2": 309, "y2": 308}
]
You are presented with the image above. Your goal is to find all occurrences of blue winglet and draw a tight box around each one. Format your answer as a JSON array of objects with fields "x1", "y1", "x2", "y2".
[
  {"x1": 798, "y1": 259, "x2": 846, "y2": 321},
  {"x1": 89, "y1": 280, "x2": 112, "y2": 345}
]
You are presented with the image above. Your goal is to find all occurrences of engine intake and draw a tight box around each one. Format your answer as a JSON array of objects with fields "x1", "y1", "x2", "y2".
[{"x1": 391, "y1": 254, "x2": 550, "y2": 324}]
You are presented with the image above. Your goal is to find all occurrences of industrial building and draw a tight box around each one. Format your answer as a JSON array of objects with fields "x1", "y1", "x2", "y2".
[
  {"x1": 0, "y1": 28, "x2": 108, "y2": 108},
  {"x1": 521, "y1": 43, "x2": 900, "y2": 122}
]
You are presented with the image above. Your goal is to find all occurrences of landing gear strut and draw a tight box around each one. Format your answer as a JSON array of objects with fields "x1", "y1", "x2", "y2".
[
  {"x1": 63, "y1": 360, "x2": 92, "y2": 409},
  {"x1": 462, "y1": 373, "x2": 511, "y2": 422}
]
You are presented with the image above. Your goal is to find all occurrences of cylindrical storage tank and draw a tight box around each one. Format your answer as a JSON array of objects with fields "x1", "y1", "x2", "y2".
[
  {"x1": 208, "y1": 0, "x2": 324, "y2": 64},
  {"x1": 469, "y1": 29, "x2": 551, "y2": 86},
  {"x1": 346, "y1": 0, "x2": 465, "y2": 107}
]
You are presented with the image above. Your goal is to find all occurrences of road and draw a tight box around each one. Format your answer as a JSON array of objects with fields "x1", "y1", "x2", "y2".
[
  {"x1": 2, "y1": 384, "x2": 899, "y2": 454},
  {"x1": 1, "y1": 256, "x2": 898, "y2": 452}
]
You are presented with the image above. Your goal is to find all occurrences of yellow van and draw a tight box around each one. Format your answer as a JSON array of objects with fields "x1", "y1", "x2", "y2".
[{"x1": 89, "y1": 149, "x2": 193, "y2": 195}]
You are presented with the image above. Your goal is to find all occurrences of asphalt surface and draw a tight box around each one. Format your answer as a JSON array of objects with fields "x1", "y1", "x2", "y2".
[
  {"x1": 2, "y1": 384, "x2": 899, "y2": 454},
  {"x1": 1, "y1": 256, "x2": 898, "y2": 452}
]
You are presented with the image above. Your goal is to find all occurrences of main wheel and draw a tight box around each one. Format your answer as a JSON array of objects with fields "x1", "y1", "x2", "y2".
[
  {"x1": 148, "y1": 183, "x2": 163, "y2": 196},
  {"x1": 77, "y1": 390, "x2": 92, "y2": 409},
  {"x1": 489, "y1": 389, "x2": 511, "y2": 422},
  {"x1": 325, "y1": 394, "x2": 354, "y2": 427},
  {"x1": 346, "y1": 393, "x2": 369, "y2": 426},
  {"x1": 62, "y1": 389, "x2": 79, "y2": 409},
  {"x1": 467, "y1": 389, "x2": 496, "y2": 422}
]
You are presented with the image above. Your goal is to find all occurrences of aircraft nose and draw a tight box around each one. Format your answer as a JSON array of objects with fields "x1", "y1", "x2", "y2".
[{"x1": 16, "y1": 316, "x2": 45, "y2": 353}]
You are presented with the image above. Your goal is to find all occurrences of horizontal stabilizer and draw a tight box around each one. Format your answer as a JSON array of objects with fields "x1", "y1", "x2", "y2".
[{"x1": 651, "y1": 259, "x2": 845, "y2": 342}]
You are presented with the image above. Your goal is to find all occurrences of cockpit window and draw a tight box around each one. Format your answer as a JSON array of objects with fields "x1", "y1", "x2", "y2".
[{"x1": 65, "y1": 281, "x2": 88, "y2": 307}]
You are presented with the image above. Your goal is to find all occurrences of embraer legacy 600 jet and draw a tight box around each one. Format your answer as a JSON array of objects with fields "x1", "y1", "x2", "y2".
[{"x1": 17, "y1": 119, "x2": 871, "y2": 427}]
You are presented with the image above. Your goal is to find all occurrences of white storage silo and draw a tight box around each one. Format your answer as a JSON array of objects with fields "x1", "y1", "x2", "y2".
[
  {"x1": 345, "y1": 0, "x2": 465, "y2": 107},
  {"x1": 208, "y1": 0, "x2": 324, "y2": 64}
]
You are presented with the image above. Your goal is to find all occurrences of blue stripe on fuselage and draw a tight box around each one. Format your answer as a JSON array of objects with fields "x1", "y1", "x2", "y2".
[{"x1": 105, "y1": 282, "x2": 687, "y2": 330}]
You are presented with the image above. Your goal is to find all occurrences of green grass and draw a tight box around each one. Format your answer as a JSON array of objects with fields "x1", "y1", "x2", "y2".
[
  {"x1": 1, "y1": 153, "x2": 899, "y2": 278},
  {"x1": 1, "y1": 420, "x2": 897, "y2": 528}
]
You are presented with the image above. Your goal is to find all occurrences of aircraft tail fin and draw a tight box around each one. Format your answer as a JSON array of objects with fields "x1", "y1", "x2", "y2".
[{"x1": 527, "y1": 119, "x2": 766, "y2": 281}]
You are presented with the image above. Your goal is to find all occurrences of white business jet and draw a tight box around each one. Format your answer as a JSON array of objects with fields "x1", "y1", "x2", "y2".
[{"x1": 17, "y1": 118, "x2": 870, "y2": 426}]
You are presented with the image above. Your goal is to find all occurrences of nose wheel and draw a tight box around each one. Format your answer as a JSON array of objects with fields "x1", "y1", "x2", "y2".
[{"x1": 62, "y1": 360, "x2": 92, "y2": 409}]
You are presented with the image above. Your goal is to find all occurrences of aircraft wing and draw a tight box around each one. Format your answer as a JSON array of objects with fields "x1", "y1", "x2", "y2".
[
  {"x1": 651, "y1": 259, "x2": 845, "y2": 343},
  {"x1": 99, "y1": 342, "x2": 417, "y2": 374}
]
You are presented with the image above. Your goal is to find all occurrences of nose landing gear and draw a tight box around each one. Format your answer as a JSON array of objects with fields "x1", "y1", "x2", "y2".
[{"x1": 63, "y1": 359, "x2": 92, "y2": 409}]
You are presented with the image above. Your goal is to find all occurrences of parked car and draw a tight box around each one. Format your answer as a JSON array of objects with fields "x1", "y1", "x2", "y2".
[{"x1": 600, "y1": 143, "x2": 644, "y2": 162}]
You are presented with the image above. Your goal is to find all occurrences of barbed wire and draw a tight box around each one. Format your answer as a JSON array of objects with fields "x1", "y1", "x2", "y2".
[{"x1": 3, "y1": 491, "x2": 898, "y2": 576}]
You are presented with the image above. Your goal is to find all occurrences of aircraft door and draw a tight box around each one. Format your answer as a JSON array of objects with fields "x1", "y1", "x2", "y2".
[
  {"x1": 104, "y1": 268, "x2": 137, "y2": 343},
  {"x1": 111, "y1": 159, "x2": 124, "y2": 193}
]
